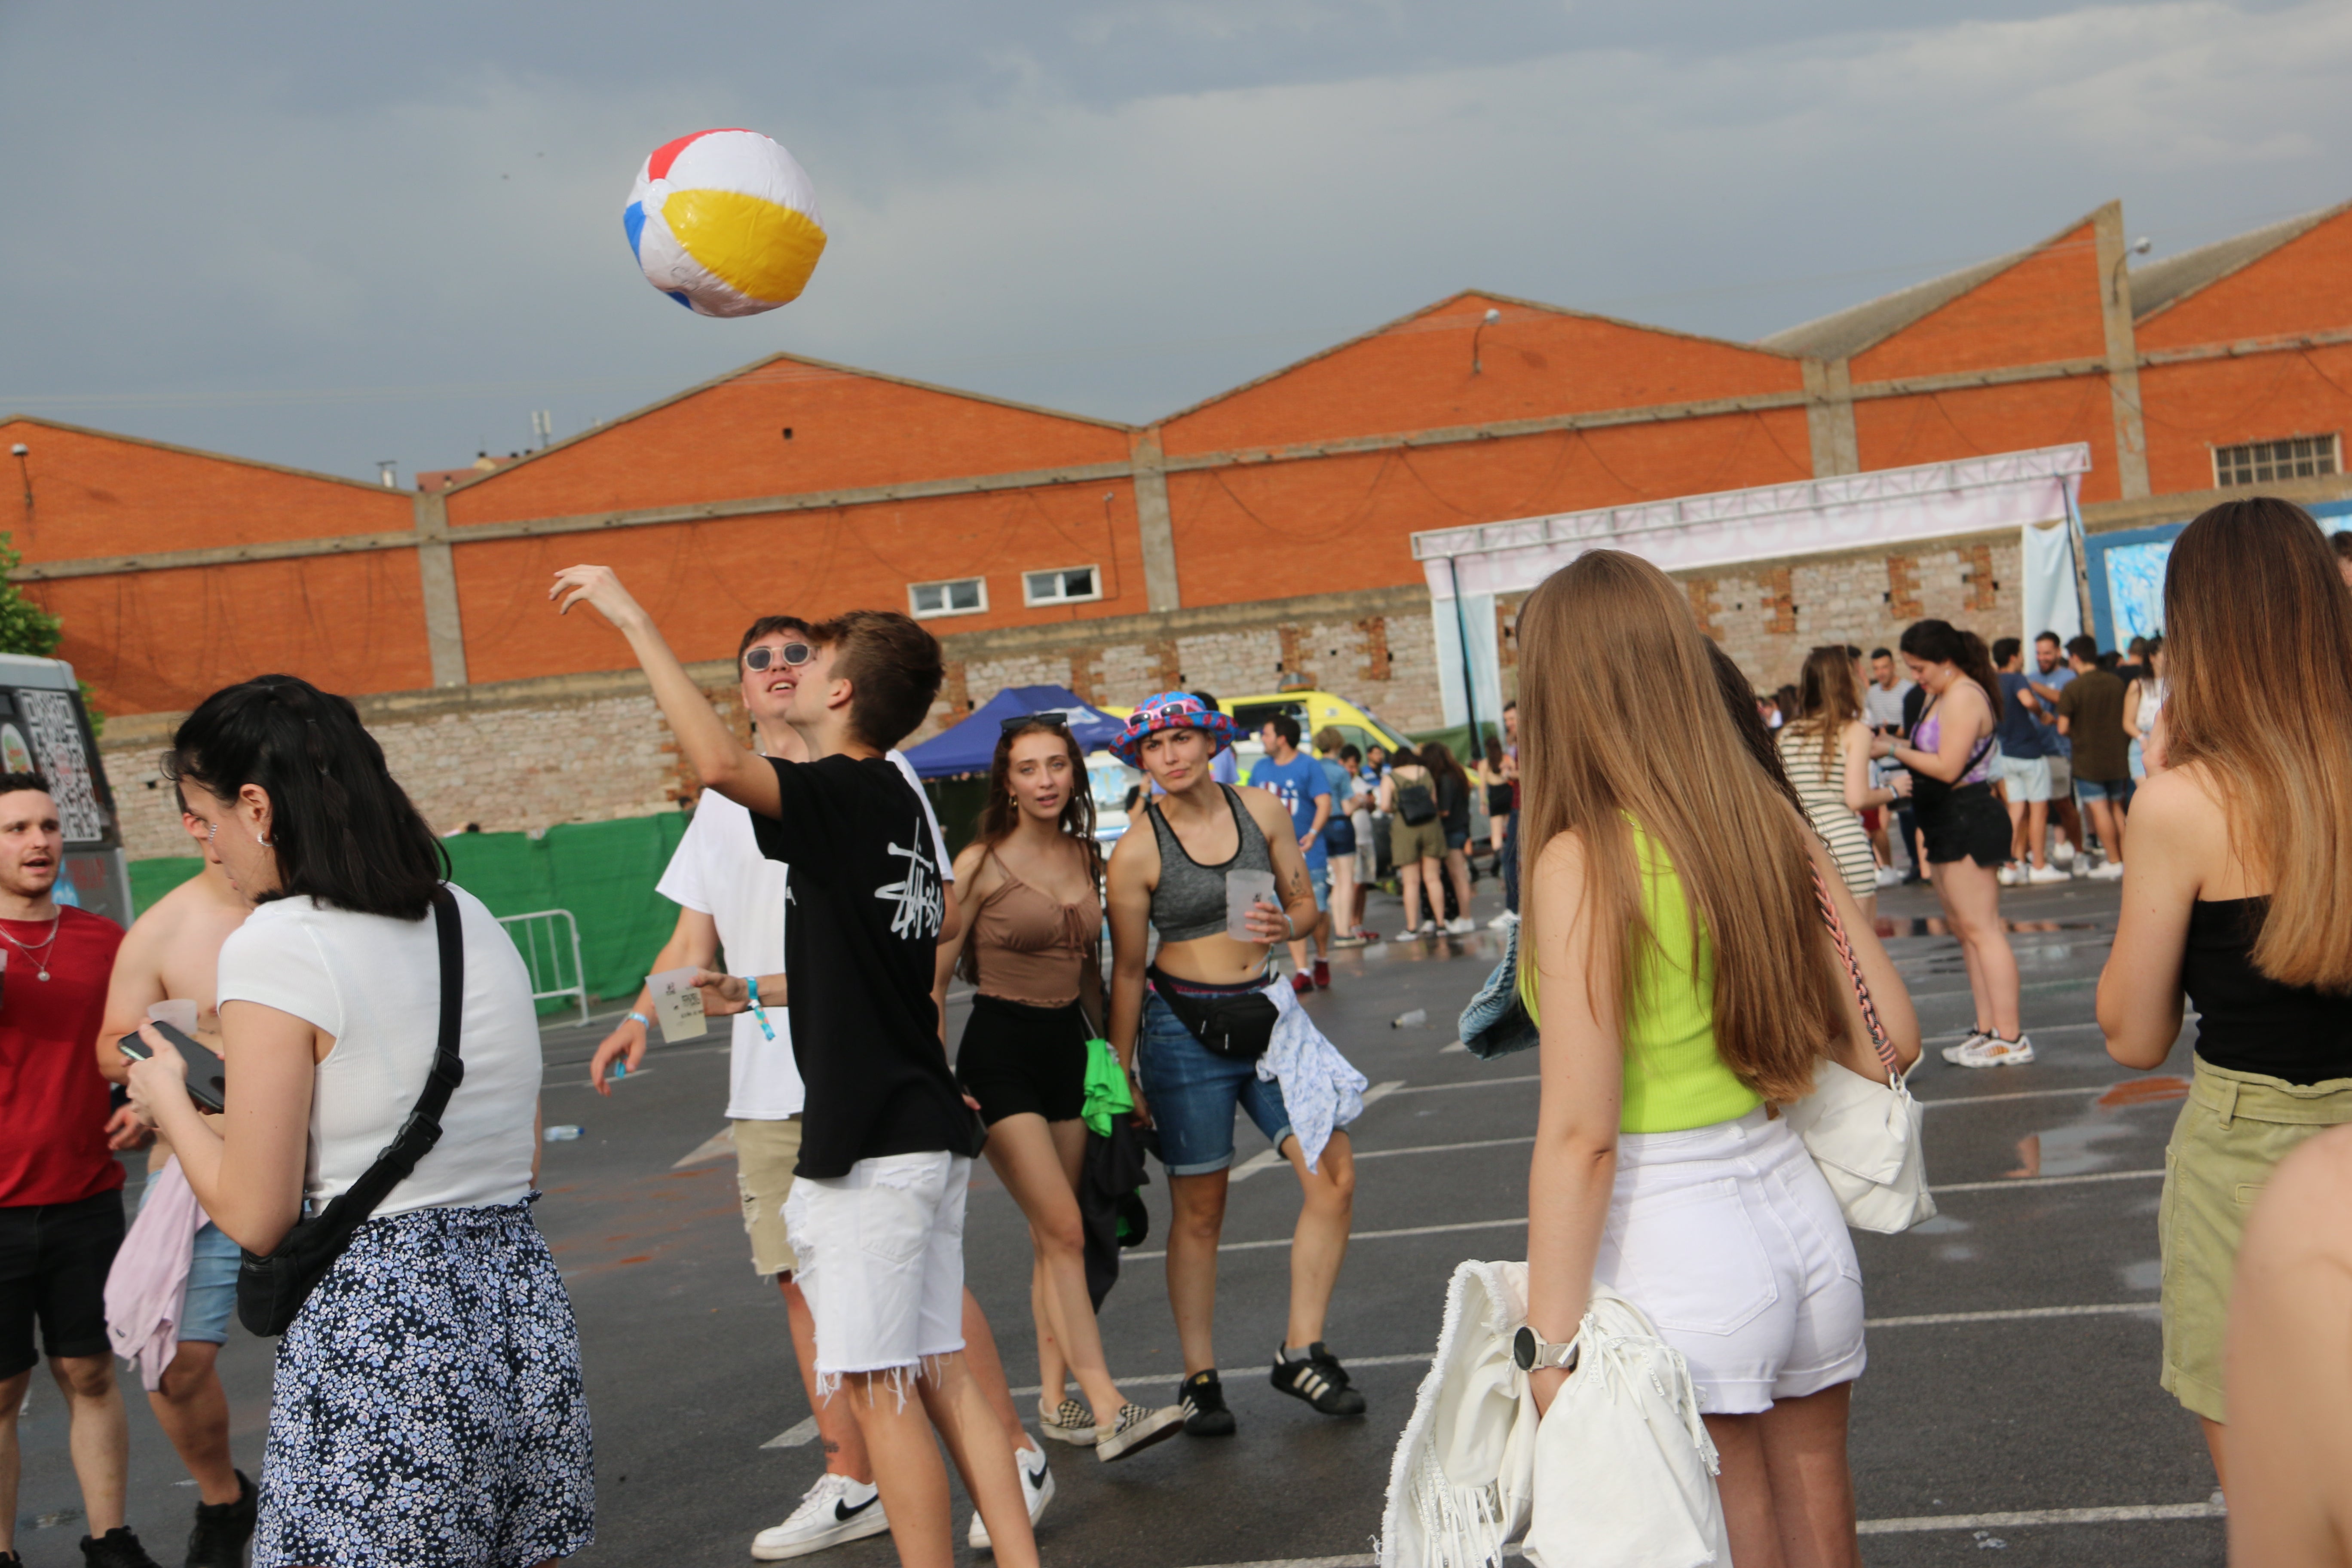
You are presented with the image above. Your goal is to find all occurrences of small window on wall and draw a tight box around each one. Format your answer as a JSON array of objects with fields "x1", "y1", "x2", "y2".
[
  {"x1": 2214, "y1": 434, "x2": 2339, "y2": 488},
  {"x1": 909, "y1": 577, "x2": 986, "y2": 619},
  {"x1": 1023, "y1": 566, "x2": 1100, "y2": 607}
]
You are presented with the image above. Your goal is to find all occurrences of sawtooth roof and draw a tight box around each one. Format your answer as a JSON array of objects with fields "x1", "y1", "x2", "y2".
[{"x1": 2130, "y1": 201, "x2": 2352, "y2": 322}]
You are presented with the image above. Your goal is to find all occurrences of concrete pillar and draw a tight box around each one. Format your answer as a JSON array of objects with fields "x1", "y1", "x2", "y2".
[
  {"x1": 1129, "y1": 429, "x2": 1182, "y2": 612},
  {"x1": 2093, "y1": 201, "x2": 2153, "y2": 501},
  {"x1": 1802, "y1": 358, "x2": 1860, "y2": 477},
  {"x1": 411, "y1": 492, "x2": 469, "y2": 687}
]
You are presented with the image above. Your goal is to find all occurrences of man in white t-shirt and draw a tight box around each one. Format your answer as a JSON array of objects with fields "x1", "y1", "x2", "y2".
[{"x1": 591, "y1": 616, "x2": 1050, "y2": 1561}]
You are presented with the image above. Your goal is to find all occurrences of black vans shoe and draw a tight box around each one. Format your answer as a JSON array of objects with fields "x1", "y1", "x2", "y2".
[
  {"x1": 186, "y1": 1470, "x2": 257, "y2": 1568},
  {"x1": 79, "y1": 1527, "x2": 162, "y2": 1568},
  {"x1": 1180, "y1": 1369, "x2": 1236, "y2": 1436},
  {"x1": 1271, "y1": 1342, "x2": 1366, "y2": 1416}
]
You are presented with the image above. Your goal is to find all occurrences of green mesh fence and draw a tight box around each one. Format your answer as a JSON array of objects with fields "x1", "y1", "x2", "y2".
[{"x1": 130, "y1": 811, "x2": 693, "y2": 1010}]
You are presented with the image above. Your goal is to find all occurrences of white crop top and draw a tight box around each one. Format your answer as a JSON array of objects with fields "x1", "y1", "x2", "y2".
[{"x1": 216, "y1": 885, "x2": 541, "y2": 1218}]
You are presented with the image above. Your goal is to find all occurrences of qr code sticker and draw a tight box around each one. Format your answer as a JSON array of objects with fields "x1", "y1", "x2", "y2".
[{"x1": 18, "y1": 689, "x2": 107, "y2": 844}]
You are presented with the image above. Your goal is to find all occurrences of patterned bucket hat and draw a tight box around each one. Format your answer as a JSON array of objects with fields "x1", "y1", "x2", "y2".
[{"x1": 1108, "y1": 690, "x2": 1237, "y2": 766}]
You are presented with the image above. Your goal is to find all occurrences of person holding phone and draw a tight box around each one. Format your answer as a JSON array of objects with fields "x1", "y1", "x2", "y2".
[
  {"x1": 120, "y1": 678, "x2": 592, "y2": 1568},
  {"x1": 0, "y1": 774, "x2": 156, "y2": 1568},
  {"x1": 1102, "y1": 692, "x2": 1366, "y2": 1438},
  {"x1": 933, "y1": 716, "x2": 1184, "y2": 1463}
]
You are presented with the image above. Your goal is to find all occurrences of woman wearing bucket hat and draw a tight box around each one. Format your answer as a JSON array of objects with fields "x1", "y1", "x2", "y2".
[{"x1": 1103, "y1": 692, "x2": 1369, "y2": 1438}]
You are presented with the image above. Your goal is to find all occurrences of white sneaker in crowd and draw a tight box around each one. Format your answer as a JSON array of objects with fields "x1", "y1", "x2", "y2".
[
  {"x1": 2090, "y1": 861, "x2": 2125, "y2": 881},
  {"x1": 1487, "y1": 910, "x2": 1519, "y2": 930},
  {"x1": 1997, "y1": 863, "x2": 2022, "y2": 886},
  {"x1": 2050, "y1": 832, "x2": 2076, "y2": 865},
  {"x1": 1941, "y1": 1029, "x2": 1992, "y2": 1065},
  {"x1": 1444, "y1": 916, "x2": 1477, "y2": 935},
  {"x1": 752, "y1": 1473, "x2": 889, "y2": 1560},
  {"x1": 1037, "y1": 1395, "x2": 1096, "y2": 1446},
  {"x1": 1953, "y1": 1033, "x2": 2037, "y2": 1068},
  {"x1": 1874, "y1": 864, "x2": 1904, "y2": 888},
  {"x1": 2027, "y1": 864, "x2": 2069, "y2": 884},
  {"x1": 968, "y1": 1439, "x2": 1056, "y2": 1552}
]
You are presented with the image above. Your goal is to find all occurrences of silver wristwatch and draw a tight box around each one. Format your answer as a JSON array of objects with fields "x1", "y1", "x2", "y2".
[{"x1": 1512, "y1": 1324, "x2": 1579, "y2": 1373}]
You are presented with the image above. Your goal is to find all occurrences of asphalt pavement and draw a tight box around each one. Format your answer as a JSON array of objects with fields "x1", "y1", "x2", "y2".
[{"x1": 13, "y1": 870, "x2": 2222, "y2": 1567}]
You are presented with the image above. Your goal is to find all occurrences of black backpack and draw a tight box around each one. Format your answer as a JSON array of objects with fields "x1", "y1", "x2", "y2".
[{"x1": 1395, "y1": 773, "x2": 1439, "y2": 825}]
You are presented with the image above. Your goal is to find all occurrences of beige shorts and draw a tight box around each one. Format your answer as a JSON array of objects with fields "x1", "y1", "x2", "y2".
[
  {"x1": 1390, "y1": 815, "x2": 1446, "y2": 865},
  {"x1": 2159, "y1": 1058, "x2": 2352, "y2": 1421},
  {"x1": 733, "y1": 1116, "x2": 803, "y2": 1277}
]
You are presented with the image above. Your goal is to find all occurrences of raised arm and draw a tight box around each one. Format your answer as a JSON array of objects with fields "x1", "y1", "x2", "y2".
[{"x1": 551, "y1": 565, "x2": 779, "y2": 816}]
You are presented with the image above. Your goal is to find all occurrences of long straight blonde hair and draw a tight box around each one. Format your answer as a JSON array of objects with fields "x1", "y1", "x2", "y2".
[
  {"x1": 1513, "y1": 551, "x2": 1846, "y2": 1102},
  {"x1": 2163, "y1": 498, "x2": 2352, "y2": 990}
]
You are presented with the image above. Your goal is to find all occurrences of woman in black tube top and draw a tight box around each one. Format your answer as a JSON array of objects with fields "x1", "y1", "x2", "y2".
[{"x1": 2097, "y1": 495, "x2": 2352, "y2": 1498}]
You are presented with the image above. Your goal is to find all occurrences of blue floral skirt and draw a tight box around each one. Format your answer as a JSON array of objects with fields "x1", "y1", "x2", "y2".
[{"x1": 255, "y1": 1197, "x2": 594, "y2": 1568}]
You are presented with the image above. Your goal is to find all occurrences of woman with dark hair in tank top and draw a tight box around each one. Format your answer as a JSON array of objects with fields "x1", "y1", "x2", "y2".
[
  {"x1": 2098, "y1": 496, "x2": 2352, "y2": 1499},
  {"x1": 934, "y1": 717, "x2": 1184, "y2": 1465},
  {"x1": 1104, "y1": 692, "x2": 1367, "y2": 1439}
]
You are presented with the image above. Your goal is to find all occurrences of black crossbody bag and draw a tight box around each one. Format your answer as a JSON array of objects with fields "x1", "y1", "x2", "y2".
[
  {"x1": 1148, "y1": 966, "x2": 1279, "y2": 1061},
  {"x1": 236, "y1": 886, "x2": 466, "y2": 1337}
]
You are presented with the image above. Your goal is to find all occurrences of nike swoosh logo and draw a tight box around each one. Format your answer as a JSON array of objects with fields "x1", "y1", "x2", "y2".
[
  {"x1": 1022, "y1": 1456, "x2": 1048, "y2": 1487},
  {"x1": 834, "y1": 1495, "x2": 880, "y2": 1522}
]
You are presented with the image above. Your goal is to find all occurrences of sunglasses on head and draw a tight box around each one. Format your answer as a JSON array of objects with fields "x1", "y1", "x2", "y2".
[
  {"x1": 1002, "y1": 711, "x2": 1072, "y2": 734},
  {"x1": 742, "y1": 642, "x2": 815, "y2": 672}
]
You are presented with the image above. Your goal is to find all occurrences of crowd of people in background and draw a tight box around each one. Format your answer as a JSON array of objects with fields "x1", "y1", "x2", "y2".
[{"x1": 4, "y1": 501, "x2": 2347, "y2": 1568}]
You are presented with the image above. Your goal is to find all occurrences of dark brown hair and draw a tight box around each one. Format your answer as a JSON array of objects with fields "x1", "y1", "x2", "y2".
[
  {"x1": 811, "y1": 610, "x2": 944, "y2": 750},
  {"x1": 2164, "y1": 497, "x2": 2352, "y2": 989},
  {"x1": 1900, "y1": 620, "x2": 2004, "y2": 722},
  {"x1": 737, "y1": 615, "x2": 813, "y2": 663},
  {"x1": 972, "y1": 720, "x2": 1100, "y2": 868}
]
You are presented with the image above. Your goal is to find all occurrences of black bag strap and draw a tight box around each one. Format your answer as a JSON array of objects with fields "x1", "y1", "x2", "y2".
[{"x1": 304, "y1": 886, "x2": 466, "y2": 1233}]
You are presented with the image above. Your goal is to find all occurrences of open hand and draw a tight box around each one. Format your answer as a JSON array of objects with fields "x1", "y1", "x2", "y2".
[
  {"x1": 549, "y1": 566, "x2": 651, "y2": 632},
  {"x1": 590, "y1": 1015, "x2": 648, "y2": 1096}
]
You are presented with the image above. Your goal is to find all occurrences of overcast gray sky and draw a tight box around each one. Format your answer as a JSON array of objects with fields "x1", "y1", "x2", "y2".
[{"x1": 4, "y1": 1, "x2": 2346, "y2": 484}]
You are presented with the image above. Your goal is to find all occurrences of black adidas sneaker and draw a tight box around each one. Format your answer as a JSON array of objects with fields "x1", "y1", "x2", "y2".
[
  {"x1": 1180, "y1": 1369, "x2": 1236, "y2": 1436},
  {"x1": 1270, "y1": 1342, "x2": 1366, "y2": 1416}
]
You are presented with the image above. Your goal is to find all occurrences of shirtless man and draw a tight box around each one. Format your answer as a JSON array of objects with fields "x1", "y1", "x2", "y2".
[{"x1": 94, "y1": 805, "x2": 256, "y2": 1568}]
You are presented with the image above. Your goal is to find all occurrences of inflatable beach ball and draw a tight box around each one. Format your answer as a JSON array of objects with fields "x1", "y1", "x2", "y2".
[{"x1": 624, "y1": 129, "x2": 827, "y2": 318}]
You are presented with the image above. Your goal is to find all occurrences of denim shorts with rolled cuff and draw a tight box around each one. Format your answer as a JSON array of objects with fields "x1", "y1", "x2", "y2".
[
  {"x1": 1308, "y1": 866, "x2": 1330, "y2": 912},
  {"x1": 2074, "y1": 775, "x2": 2130, "y2": 804},
  {"x1": 1137, "y1": 988, "x2": 1293, "y2": 1176},
  {"x1": 134, "y1": 1176, "x2": 240, "y2": 1345}
]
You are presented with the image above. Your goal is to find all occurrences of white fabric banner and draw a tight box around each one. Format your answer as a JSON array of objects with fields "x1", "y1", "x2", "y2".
[{"x1": 2020, "y1": 519, "x2": 2083, "y2": 648}]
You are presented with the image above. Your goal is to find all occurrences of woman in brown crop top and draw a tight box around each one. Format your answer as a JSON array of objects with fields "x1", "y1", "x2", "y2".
[
  {"x1": 2098, "y1": 497, "x2": 2352, "y2": 1496},
  {"x1": 934, "y1": 717, "x2": 1183, "y2": 1461}
]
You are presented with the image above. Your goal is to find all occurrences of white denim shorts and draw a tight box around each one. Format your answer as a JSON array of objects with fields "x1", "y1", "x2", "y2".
[
  {"x1": 783, "y1": 1151, "x2": 969, "y2": 1392},
  {"x1": 1590, "y1": 1107, "x2": 1866, "y2": 1415},
  {"x1": 1995, "y1": 753, "x2": 2052, "y2": 804}
]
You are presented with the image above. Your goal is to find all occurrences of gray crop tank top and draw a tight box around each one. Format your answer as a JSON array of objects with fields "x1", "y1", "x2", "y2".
[{"x1": 1146, "y1": 784, "x2": 1273, "y2": 943}]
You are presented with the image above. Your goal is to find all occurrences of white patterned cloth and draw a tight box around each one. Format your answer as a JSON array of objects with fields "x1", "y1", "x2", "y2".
[{"x1": 1258, "y1": 979, "x2": 1368, "y2": 1173}]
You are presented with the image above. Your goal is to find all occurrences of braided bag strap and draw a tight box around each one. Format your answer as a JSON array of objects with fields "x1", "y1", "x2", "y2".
[{"x1": 1808, "y1": 864, "x2": 1902, "y2": 1081}]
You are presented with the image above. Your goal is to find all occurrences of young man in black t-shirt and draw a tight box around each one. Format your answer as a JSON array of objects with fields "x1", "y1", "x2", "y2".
[{"x1": 553, "y1": 569, "x2": 1038, "y2": 1568}]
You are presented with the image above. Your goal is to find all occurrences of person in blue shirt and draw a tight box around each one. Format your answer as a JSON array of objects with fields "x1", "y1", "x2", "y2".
[
  {"x1": 2027, "y1": 632, "x2": 2082, "y2": 866},
  {"x1": 1249, "y1": 715, "x2": 1332, "y2": 992},
  {"x1": 1191, "y1": 694, "x2": 1241, "y2": 787},
  {"x1": 1993, "y1": 637, "x2": 2067, "y2": 884}
]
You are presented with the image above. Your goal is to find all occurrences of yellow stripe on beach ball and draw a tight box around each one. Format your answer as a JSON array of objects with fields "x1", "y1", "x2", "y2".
[{"x1": 662, "y1": 189, "x2": 828, "y2": 305}]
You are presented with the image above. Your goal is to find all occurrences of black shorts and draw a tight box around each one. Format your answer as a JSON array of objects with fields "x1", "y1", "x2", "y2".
[
  {"x1": 956, "y1": 995, "x2": 1090, "y2": 1127},
  {"x1": 1915, "y1": 781, "x2": 2012, "y2": 868},
  {"x1": 0, "y1": 1188, "x2": 127, "y2": 1378}
]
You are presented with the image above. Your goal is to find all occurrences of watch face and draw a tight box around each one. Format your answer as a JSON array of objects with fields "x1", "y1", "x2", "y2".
[{"x1": 1513, "y1": 1325, "x2": 1538, "y2": 1372}]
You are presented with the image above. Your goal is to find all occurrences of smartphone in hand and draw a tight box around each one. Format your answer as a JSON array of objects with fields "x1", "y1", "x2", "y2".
[{"x1": 119, "y1": 1020, "x2": 228, "y2": 1114}]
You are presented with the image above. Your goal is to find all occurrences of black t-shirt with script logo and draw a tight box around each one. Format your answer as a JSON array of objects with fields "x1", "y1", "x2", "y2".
[{"x1": 751, "y1": 754, "x2": 984, "y2": 1178}]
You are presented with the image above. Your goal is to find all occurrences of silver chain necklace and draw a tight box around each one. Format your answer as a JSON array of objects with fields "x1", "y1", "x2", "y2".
[{"x1": 0, "y1": 913, "x2": 62, "y2": 981}]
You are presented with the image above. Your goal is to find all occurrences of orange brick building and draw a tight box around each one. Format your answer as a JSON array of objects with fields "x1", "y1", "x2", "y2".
[{"x1": 8, "y1": 197, "x2": 2350, "y2": 848}]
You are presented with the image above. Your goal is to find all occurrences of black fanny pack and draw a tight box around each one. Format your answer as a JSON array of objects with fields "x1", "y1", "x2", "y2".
[
  {"x1": 236, "y1": 886, "x2": 465, "y2": 1337},
  {"x1": 1150, "y1": 968, "x2": 1279, "y2": 1061}
]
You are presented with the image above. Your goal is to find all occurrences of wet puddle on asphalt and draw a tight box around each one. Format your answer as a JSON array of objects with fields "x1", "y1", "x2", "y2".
[{"x1": 2003, "y1": 1075, "x2": 2190, "y2": 1177}]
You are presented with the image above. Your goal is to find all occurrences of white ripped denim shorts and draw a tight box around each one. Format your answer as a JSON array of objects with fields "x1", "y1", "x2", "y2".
[
  {"x1": 1590, "y1": 1106, "x2": 1866, "y2": 1415},
  {"x1": 783, "y1": 1151, "x2": 970, "y2": 1395}
]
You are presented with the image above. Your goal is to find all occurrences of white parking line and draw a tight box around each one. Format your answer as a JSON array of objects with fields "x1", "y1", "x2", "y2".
[
  {"x1": 1125, "y1": 1215, "x2": 1522, "y2": 1261},
  {"x1": 1229, "y1": 1082, "x2": 1408, "y2": 1184},
  {"x1": 1170, "y1": 1500, "x2": 2221, "y2": 1565},
  {"x1": 1383, "y1": 1075, "x2": 1539, "y2": 1096},
  {"x1": 1932, "y1": 1168, "x2": 2164, "y2": 1194}
]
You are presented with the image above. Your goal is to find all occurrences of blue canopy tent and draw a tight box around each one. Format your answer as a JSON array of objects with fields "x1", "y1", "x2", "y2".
[{"x1": 899, "y1": 684, "x2": 1129, "y2": 779}]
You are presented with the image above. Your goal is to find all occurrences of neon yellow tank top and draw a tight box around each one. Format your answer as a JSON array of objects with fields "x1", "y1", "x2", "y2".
[{"x1": 1518, "y1": 825, "x2": 1762, "y2": 1133}]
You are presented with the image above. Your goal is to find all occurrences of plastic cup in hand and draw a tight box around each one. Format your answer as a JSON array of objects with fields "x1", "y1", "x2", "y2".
[
  {"x1": 646, "y1": 967, "x2": 710, "y2": 1044},
  {"x1": 147, "y1": 1000, "x2": 200, "y2": 1036},
  {"x1": 1225, "y1": 870, "x2": 1279, "y2": 942}
]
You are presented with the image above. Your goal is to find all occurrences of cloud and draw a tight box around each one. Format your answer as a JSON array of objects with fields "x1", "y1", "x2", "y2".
[{"x1": 3, "y1": 0, "x2": 2346, "y2": 481}]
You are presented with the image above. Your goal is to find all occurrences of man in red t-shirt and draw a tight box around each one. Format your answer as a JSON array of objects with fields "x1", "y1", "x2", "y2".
[{"x1": 0, "y1": 774, "x2": 156, "y2": 1568}]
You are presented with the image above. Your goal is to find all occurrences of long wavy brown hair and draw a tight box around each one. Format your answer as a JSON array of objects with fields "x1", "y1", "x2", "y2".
[
  {"x1": 2163, "y1": 498, "x2": 2352, "y2": 990},
  {"x1": 1514, "y1": 551, "x2": 1846, "y2": 1102},
  {"x1": 1786, "y1": 645, "x2": 1865, "y2": 783},
  {"x1": 971, "y1": 718, "x2": 1100, "y2": 872}
]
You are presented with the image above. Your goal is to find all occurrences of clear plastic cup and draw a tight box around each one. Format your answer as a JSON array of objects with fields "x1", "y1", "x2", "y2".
[{"x1": 1225, "y1": 870, "x2": 1279, "y2": 942}]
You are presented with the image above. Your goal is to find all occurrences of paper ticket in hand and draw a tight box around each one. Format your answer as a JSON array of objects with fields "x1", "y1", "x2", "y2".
[{"x1": 646, "y1": 967, "x2": 710, "y2": 1044}]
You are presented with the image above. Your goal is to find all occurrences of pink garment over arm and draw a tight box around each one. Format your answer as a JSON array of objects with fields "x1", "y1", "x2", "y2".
[{"x1": 104, "y1": 1156, "x2": 208, "y2": 1391}]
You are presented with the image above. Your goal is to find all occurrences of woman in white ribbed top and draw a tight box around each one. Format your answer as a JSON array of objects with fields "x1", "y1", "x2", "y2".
[{"x1": 125, "y1": 675, "x2": 592, "y2": 1568}]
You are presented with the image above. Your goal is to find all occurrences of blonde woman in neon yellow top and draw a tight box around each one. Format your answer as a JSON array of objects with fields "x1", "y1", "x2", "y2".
[{"x1": 1513, "y1": 554, "x2": 1920, "y2": 1568}]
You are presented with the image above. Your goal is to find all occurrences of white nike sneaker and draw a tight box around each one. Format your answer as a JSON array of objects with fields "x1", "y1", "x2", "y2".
[
  {"x1": 969, "y1": 1440, "x2": 1055, "y2": 1552},
  {"x1": 1941, "y1": 1029, "x2": 1992, "y2": 1065},
  {"x1": 1953, "y1": 1033, "x2": 2036, "y2": 1068},
  {"x1": 752, "y1": 1473, "x2": 889, "y2": 1560}
]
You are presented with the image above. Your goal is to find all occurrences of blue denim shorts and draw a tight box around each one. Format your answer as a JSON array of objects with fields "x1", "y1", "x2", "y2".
[
  {"x1": 2075, "y1": 775, "x2": 2131, "y2": 804},
  {"x1": 137, "y1": 1178, "x2": 239, "y2": 1344},
  {"x1": 1309, "y1": 866, "x2": 1330, "y2": 912},
  {"x1": 1137, "y1": 990, "x2": 1293, "y2": 1176}
]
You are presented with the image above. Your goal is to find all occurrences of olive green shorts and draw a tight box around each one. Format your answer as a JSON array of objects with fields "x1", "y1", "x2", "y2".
[
  {"x1": 1390, "y1": 815, "x2": 1446, "y2": 865},
  {"x1": 733, "y1": 1116, "x2": 803, "y2": 1278},
  {"x1": 2159, "y1": 1058, "x2": 2352, "y2": 1421}
]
